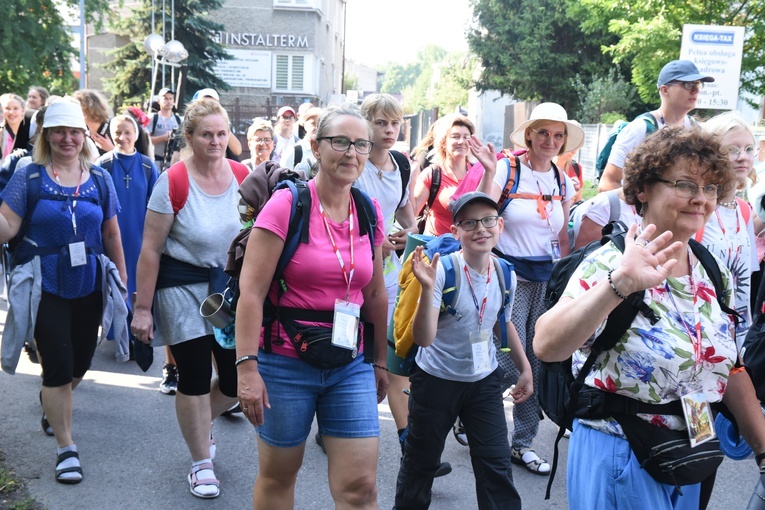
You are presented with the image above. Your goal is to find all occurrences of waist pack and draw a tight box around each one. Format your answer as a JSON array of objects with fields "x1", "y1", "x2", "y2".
[
  {"x1": 276, "y1": 307, "x2": 371, "y2": 370},
  {"x1": 613, "y1": 414, "x2": 724, "y2": 488}
]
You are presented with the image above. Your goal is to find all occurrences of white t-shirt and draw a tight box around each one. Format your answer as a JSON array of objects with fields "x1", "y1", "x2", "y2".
[
  {"x1": 415, "y1": 253, "x2": 514, "y2": 383},
  {"x1": 608, "y1": 114, "x2": 694, "y2": 169},
  {"x1": 493, "y1": 158, "x2": 575, "y2": 258},
  {"x1": 699, "y1": 204, "x2": 757, "y2": 348},
  {"x1": 572, "y1": 191, "x2": 641, "y2": 241},
  {"x1": 355, "y1": 154, "x2": 409, "y2": 297},
  {"x1": 272, "y1": 133, "x2": 299, "y2": 163}
]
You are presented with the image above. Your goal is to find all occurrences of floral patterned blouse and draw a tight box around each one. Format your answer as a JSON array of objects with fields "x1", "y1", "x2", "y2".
[{"x1": 562, "y1": 242, "x2": 737, "y2": 436}]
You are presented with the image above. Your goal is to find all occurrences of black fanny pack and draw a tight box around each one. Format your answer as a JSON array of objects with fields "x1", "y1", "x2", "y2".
[
  {"x1": 575, "y1": 387, "x2": 723, "y2": 488},
  {"x1": 613, "y1": 414, "x2": 723, "y2": 488},
  {"x1": 270, "y1": 306, "x2": 372, "y2": 370}
]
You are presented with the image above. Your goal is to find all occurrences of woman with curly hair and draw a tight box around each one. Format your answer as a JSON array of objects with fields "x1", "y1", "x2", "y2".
[{"x1": 536, "y1": 127, "x2": 765, "y2": 509}]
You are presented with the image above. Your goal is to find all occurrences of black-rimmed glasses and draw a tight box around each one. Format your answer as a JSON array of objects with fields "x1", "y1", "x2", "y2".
[
  {"x1": 317, "y1": 136, "x2": 374, "y2": 155},
  {"x1": 455, "y1": 215, "x2": 499, "y2": 231}
]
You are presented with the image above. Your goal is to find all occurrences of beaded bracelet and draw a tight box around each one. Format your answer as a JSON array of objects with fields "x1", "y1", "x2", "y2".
[
  {"x1": 607, "y1": 269, "x2": 627, "y2": 300},
  {"x1": 235, "y1": 355, "x2": 259, "y2": 366}
]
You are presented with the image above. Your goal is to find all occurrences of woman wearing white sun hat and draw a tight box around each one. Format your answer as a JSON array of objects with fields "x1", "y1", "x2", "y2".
[{"x1": 478, "y1": 102, "x2": 583, "y2": 475}]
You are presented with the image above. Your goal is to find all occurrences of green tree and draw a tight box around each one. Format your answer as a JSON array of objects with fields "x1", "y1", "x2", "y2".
[
  {"x1": 0, "y1": 0, "x2": 112, "y2": 95},
  {"x1": 430, "y1": 53, "x2": 475, "y2": 114},
  {"x1": 577, "y1": 0, "x2": 765, "y2": 106},
  {"x1": 105, "y1": 0, "x2": 231, "y2": 106},
  {"x1": 573, "y1": 69, "x2": 637, "y2": 123},
  {"x1": 467, "y1": 0, "x2": 619, "y2": 113},
  {"x1": 344, "y1": 72, "x2": 359, "y2": 92}
]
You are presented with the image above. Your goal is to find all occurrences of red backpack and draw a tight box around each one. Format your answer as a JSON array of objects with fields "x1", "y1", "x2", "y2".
[{"x1": 166, "y1": 160, "x2": 250, "y2": 215}]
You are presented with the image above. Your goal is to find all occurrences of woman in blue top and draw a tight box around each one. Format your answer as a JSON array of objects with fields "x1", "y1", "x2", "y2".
[{"x1": 0, "y1": 100, "x2": 126, "y2": 484}]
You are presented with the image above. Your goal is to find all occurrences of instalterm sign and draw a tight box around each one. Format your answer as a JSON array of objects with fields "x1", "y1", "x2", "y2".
[{"x1": 216, "y1": 32, "x2": 309, "y2": 48}]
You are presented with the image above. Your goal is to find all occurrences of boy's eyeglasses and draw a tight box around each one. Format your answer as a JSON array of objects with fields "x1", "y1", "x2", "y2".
[
  {"x1": 530, "y1": 128, "x2": 567, "y2": 142},
  {"x1": 455, "y1": 215, "x2": 499, "y2": 231},
  {"x1": 655, "y1": 178, "x2": 719, "y2": 199},
  {"x1": 668, "y1": 80, "x2": 704, "y2": 91}
]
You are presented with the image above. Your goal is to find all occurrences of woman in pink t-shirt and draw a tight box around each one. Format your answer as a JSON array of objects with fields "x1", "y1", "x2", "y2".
[
  {"x1": 235, "y1": 104, "x2": 388, "y2": 508},
  {"x1": 412, "y1": 114, "x2": 476, "y2": 236}
]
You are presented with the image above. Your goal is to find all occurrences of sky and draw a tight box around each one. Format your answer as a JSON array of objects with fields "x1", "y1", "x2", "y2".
[{"x1": 345, "y1": 0, "x2": 472, "y2": 69}]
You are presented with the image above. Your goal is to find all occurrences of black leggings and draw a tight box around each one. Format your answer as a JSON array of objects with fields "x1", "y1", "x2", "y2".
[
  {"x1": 169, "y1": 335, "x2": 237, "y2": 397},
  {"x1": 35, "y1": 291, "x2": 103, "y2": 387}
]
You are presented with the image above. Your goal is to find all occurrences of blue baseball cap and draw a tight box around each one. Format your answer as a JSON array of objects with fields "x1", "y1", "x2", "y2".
[{"x1": 657, "y1": 60, "x2": 715, "y2": 88}]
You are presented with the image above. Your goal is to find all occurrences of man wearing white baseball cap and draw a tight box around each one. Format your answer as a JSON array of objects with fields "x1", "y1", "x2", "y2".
[{"x1": 599, "y1": 59, "x2": 714, "y2": 191}]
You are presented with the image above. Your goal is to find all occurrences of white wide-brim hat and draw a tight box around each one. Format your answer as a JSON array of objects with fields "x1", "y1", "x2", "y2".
[{"x1": 510, "y1": 102, "x2": 585, "y2": 153}]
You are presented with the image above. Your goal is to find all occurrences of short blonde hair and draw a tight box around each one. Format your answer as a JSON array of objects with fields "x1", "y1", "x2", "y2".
[
  {"x1": 182, "y1": 99, "x2": 230, "y2": 147},
  {"x1": 360, "y1": 93, "x2": 403, "y2": 123},
  {"x1": 33, "y1": 99, "x2": 96, "y2": 168},
  {"x1": 703, "y1": 111, "x2": 757, "y2": 186},
  {"x1": 246, "y1": 118, "x2": 274, "y2": 141}
]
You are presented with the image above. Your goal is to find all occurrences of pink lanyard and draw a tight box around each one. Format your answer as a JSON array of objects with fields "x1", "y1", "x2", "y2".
[
  {"x1": 462, "y1": 254, "x2": 492, "y2": 331},
  {"x1": 52, "y1": 165, "x2": 84, "y2": 235},
  {"x1": 318, "y1": 196, "x2": 355, "y2": 301},
  {"x1": 665, "y1": 247, "x2": 703, "y2": 378},
  {"x1": 714, "y1": 208, "x2": 741, "y2": 261}
]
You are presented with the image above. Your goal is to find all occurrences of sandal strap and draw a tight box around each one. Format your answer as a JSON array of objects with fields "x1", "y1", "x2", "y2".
[
  {"x1": 190, "y1": 462, "x2": 220, "y2": 487},
  {"x1": 56, "y1": 450, "x2": 80, "y2": 465}
]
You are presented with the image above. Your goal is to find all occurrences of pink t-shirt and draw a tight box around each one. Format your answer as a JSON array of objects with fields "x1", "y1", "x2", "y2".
[
  {"x1": 254, "y1": 180, "x2": 385, "y2": 357},
  {"x1": 418, "y1": 165, "x2": 461, "y2": 236}
]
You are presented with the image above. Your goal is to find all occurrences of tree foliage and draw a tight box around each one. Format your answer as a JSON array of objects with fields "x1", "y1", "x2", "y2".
[
  {"x1": 0, "y1": 0, "x2": 112, "y2": 96},
  {"x1": 573, "y1": 69, "x2": 636, "y2": 123},
  {"x1": 104, "y1": 0, "x2": 231, "y2": 106},
  {"x1": 467, "y1": 0, "x2": 620, "y2": 113},
  {"x1": 577, "y1": 0, "x2": 765, "y2": 106},
  {"x1": 380, "y1": 45, "x2": 470, "y2": 114}
]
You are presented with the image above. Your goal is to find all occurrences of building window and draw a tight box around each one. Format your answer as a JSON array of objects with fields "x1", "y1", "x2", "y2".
[
  {"x1": 273, "y1": 0, "x2": 316, "y2": 8},
  {"x1": 275, "y1": 54, "x2": 310, "y2": 93}
]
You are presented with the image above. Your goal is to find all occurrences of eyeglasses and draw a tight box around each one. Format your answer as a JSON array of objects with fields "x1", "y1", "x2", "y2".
[
  {"x1": 455, "y1": 215, "x2": 499, "y2": 231},
  {"x1": 656, "y1": 178, "x2": 719, "y2": 199},
  {"x1": 252, "y1": 137, "x2": 273, "y2": 144},
  {"x1": 530, "y1": 128, "x2": 567, "y2": 142},
  {"x1": 317, "y1": 136, "x2": 374, "y2": 155},
  {"x1": 668, "y1": 80, "x2": 704, "y2": 91},
  {"x1": 728, "y1": 145, "x2": 758, "y2": 158}
]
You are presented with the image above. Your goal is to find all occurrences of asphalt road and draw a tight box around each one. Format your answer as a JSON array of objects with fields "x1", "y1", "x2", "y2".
[{"x1": 0, "y1": 307, "x2": 762, "y2": 509}]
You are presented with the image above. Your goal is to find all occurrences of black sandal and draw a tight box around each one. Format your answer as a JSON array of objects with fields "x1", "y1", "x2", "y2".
[
  {"x1": 55, "y1": 450, "x2": 83, "y2": 484},
  {"x1": 39, "y1": 391, "x2": 53, "y2": 436}
]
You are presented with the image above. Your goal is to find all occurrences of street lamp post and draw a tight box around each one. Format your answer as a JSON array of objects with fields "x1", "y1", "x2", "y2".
[{"x1": 144, "y1": 35, "x2": 188, "y2": 112}]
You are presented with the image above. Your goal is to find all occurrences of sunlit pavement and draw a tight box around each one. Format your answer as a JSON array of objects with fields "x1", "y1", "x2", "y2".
[{"x1": 0, "y1": 298, "x2": 759, "y2": 509}]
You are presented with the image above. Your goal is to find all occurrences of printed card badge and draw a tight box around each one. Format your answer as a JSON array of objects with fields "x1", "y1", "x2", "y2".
[
  {"x1": 680, "y1": 389, "x2": 717, "y2": 447},
  {"x1": 332, "y1": 299, "x2": 360, "y2": 350},
  {"x1": 550, "y1": 240, "x2": 561, "y2": 263},
  {"x1": 470, "y1": 330, "x2": 491, "y2": 373},
  {"x1": 69, "y1": 242, "x2": 87, "y2": 267}
]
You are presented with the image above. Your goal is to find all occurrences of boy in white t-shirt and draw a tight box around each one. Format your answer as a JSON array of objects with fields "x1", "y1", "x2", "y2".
[{"x1": 394, "y1": 192, "x2": 532, "y2": 510}]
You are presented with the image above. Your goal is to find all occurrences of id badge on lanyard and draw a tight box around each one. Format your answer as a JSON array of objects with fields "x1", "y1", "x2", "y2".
[{"x1": 332, "y1": 299, "x2": 360, "y2": 351}]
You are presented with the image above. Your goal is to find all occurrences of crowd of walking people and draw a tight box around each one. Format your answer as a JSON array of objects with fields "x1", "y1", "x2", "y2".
[{"x1": 2, "y1": 57, "x2": 765, "y2": 510}]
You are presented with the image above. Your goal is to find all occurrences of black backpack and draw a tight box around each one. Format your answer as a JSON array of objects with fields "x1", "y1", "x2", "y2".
[{"x1": 539, "y1": 221, "x2": 738, "y2": 499}]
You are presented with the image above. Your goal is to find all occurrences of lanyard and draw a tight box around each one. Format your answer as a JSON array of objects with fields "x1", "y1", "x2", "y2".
[
  {"x1": 525, "y1": 155, "x2": 556, "y2": 231},
  {"x1": 664, "y1": 247, "x2": 703, "y2": 378},
  {"x1": 52, "y1": 165, "x2": 84, "y2": 236},
  {"x1": 318, "y1": 195, "x2": 355, "y2": 301},
  {"x1": 462, "y1": 253, "x2": 492, "y2": 331},
  {"x1": 713, "y1": 207, "x2": 742, "y2": 262}
]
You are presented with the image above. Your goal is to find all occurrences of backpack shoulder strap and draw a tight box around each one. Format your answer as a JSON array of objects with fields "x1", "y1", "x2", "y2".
[
  {"x1": 737, "y1": 197, "x2": 751, "y2": 225},
  {"x1": 167, "y1": 162, "x2": 190, "y2": 215},
  {"x1": 275, "y1": 181, "x2": 310, "y2": 278},
  {"x1": 89, "y1": 167, "x2": 110, "y2": 218},
  {"x1": 492, "y1": 256, "x2": 515, "y2": 349},
  {"x1": 150, "y1": 113, "x2": 159, "y2": 135},
  {"x1": 294, "y1": 145, "x2": 303, "y2": 165},
  {"x1": 229, "y1": 160, "x2": 250, "y2": 184},
  {"x1": 350, "y1": 186, "x2": 377, "y2": 257},
  {"x1": 638, "y1": 112, "x2": 659, "y2": 133},
  {"x1": 141, "y1": 156, "x2": 154, "y2": 186},
  {"x1": 497, "y1": 156, "x2": 521, "y2": 214},
  {"x1": 22, "y1": 165, "x2": 44, "y2": 232},
  {"x1": 390, "y1": 150, "x2": 411, "y2": 208},
  {"x1": 552, "y1": 161, "x2": 567, "y2": 200},
  {"x1": 440, "y1": 252, "x2": 460, "y2": 318},
  {"x1": 689, "y1": 238, "x2": 737, "y2": 315},
  {"x1": 427, "y1": 167, "x2": 441, "y2": 210},
  {"x1": 174, "y1": 113, "x2": 182, "y2": 126},
  {"x1": 606, "y1": 190, "x2": 621, "y2": 223}
]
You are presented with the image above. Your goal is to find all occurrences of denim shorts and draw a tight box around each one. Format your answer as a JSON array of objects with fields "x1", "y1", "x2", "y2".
[{"x1": 256, "y1": 351, "x2": 380, "y2": 448}]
